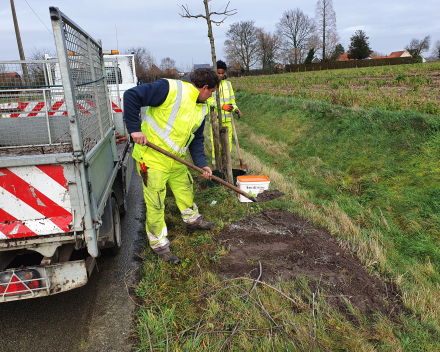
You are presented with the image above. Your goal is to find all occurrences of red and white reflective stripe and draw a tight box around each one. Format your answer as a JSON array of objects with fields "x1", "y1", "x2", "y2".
[
  {"x1": 0, "y1": 99, "x2": 122, "y2": 118},
  {"x1": 112, "y1": 102, "x2": 123, "y2": 113},
  {"x1": 0, "y1": 165, "x2": 72, "y2": 239}
]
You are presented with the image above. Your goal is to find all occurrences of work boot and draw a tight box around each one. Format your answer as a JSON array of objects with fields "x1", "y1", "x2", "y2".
[
  {"x1": 159, "y1": 252, "x2": 181, "y2": 264},
  {"x1": 186, "y1": 217, "x2": 216, "y2": 233}
]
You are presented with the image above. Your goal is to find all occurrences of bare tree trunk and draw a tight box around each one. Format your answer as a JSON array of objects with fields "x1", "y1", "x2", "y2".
[
  {"x1": 220, "y1": 127, "x2": 233, "y2": 184},
  {"x1": 203, "y1": 0, "x2": 223, "y2": 170}
]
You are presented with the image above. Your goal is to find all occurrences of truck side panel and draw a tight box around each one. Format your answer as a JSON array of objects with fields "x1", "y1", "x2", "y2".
[{"x1": 0, "y1": 164, "x2": 73, "y2": 238}]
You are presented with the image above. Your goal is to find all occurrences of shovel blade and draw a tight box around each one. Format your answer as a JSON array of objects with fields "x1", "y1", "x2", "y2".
[{"x1": 255, "y1": 189, "x2": 285, "y2": 202}]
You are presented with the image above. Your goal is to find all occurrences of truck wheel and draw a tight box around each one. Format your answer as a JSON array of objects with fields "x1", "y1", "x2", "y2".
[{"x1": 109, "y1": 197, "x2": 122, "y2": 254}]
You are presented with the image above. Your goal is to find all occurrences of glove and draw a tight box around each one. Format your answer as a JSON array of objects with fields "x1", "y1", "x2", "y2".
[
  {"x1": 234, "y1": 108, "x2": 242, "y2": 118},
  {"x1": 222, "y1": 104, "x2": 233, "y2": 112}
]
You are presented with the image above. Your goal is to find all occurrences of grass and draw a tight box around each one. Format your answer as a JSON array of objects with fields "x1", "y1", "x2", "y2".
[
  {"x1": 231, "y1": 62, "x2": 440, "y2": 116},
  {"x1": 132, "y1": 66, "x2": 440, "y2": 350}
]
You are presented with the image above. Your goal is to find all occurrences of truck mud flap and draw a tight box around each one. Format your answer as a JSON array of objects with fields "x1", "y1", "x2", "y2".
[{"x1": 0, "y1": 260, "x2": 88, "y2": 303}]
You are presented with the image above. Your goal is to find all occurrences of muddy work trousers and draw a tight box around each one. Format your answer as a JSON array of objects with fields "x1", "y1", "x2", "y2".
[
  {"x1": 137, "y1": 161, "x2": 201, "y2": 254},
  {"x1": 210, "y1": 120, "x2": 233, "y2": 159}
]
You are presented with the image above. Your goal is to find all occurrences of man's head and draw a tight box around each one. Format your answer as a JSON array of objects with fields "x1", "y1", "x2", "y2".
[
  {"x1": 216, "y1": 60, "x2": 227, "y2": 80},
  {"x1": 191, "y1": 68, "x2": 219, "y2": 102}
]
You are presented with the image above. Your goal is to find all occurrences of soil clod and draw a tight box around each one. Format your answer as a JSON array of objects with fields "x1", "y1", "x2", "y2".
[{"x1": 255, "y1": 189, "x2": 285, "y2": 202}]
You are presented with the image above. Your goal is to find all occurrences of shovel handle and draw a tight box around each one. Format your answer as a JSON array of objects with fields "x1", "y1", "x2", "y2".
[{"x1": 145, "y1": 141, "x2": 257, "y2": 202}]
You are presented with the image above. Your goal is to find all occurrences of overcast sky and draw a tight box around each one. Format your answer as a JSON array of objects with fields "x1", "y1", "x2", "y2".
[{"x1": 1, "y1": 0, "x2": 439, "y2": 69}]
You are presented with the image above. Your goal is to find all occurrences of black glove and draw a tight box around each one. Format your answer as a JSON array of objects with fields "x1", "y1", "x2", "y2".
[{"x1": 234, "y1": 108, "x2": 242, "y2": 118}]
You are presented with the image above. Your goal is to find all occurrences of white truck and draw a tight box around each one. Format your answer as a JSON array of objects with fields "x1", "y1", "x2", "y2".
[{"x1": 0, "y1": 7, "x2": 133, "y2": 302}]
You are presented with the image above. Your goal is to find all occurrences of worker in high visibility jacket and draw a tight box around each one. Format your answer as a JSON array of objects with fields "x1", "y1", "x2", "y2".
[
  {"x1": 123, "y1": 68, "x2": 219, "y2": 263},
  {"x1": 206, "y1": 60, "x2": 242, "y2": 167}
]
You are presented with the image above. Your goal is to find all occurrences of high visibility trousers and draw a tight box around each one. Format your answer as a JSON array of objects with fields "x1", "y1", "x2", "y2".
[
  {"x1": 137, "y1": 161, "x2": 200, "y2": 252},
  {"x1": 210, "y1": 120, "x2": 233, "y2": 159}
]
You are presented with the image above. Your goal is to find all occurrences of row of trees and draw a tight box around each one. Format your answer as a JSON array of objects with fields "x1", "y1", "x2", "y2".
[{"x1": 224, "y1": 0, "x2": 342, "y2": 71}]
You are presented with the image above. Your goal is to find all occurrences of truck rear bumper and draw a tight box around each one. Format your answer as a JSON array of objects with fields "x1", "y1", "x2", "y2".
[{"x1": 0, "y1": 260, "x2": 88, "y2": 303}]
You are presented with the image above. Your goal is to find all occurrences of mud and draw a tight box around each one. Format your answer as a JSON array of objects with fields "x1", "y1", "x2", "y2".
[
  {"x1": 255, "y1": 189, "x2": 285, "y2": 202},
  {"x1": 215, "y1": 209, "x2": 406, "y2": 318}
]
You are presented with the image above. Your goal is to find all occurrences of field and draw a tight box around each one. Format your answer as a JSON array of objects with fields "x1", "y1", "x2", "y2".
[
  {"x1": 233, "y1": 62, "x2": 440, "y2": 116},
  {"x1": 132, "y1": 63, "x2": 440, "y2": 351}
]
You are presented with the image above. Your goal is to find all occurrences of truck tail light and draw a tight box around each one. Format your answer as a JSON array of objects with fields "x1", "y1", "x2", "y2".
[{"x1": 0, "y1": 270, "x2": 41, "y2": 297}]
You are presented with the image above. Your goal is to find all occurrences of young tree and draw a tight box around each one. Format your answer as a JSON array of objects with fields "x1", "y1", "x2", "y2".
[
  {"x1": 348, "y1": 30, "x2": 373, "y2": 60},
  {"x1": 224, "y1": 21, "x2": 260, "y2": 72},
  {"x1": 329, "y1": 43, "x2": 344, "y2": 61},
  {"x1": 180, "y1": 0, "x2": 236, "y2": 181},
  {"x1": 405, "y1": 36, "x2": 431, "y2": 59},
  {"x1": 125, "y1": 47, "x2": 156, "y2": 78},
  {"x1": 160, "y1": 57, "x2": 176, "y2": 71},
  {"x1": 314, "y1": 0, "x2": 338, "y2": 61},
  {"x1": 256, "y1": 29, "x2": 280, "y2": 69},
  {"x1": 276, "y1": 8, "x2": 315, "y2": 65}
]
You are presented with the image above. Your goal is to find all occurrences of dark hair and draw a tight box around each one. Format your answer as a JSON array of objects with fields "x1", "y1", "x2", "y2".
[
  {"x1": 191, "y1": 68, "x2": 219, "y2": 89},
  {"x1": 217, "y1": 60, "x2": 227, "y2": 70}
]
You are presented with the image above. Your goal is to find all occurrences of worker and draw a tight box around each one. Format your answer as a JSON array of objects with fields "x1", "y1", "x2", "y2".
[
  {"x1": 124, "y1": 68, "x2": 220, "y2": 264},
  {"x1": 207, "y1": 60, "x2": 242, "y2": 168}
]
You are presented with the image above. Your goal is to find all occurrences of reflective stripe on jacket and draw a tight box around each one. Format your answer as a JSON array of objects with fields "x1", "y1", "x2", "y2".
[
  {"x1": 207, "y1": 79, "x2": 237, "y2": 123},
  {"x1": 132, "y1": 79, "x2": 207, "y2": 171}
]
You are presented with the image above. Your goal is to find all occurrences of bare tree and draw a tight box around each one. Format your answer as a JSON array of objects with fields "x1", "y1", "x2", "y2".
[
  {"x1": 256, "y1": 29, "x2": 280, "y2": 69},
  {"x1": 125, "y1": 47, "x2": 156, "y2": 77},
  {"x1": 405, "y1": 36, "x2": 431, "y2": 59},
  {"x1": 160, "y1": 57, "x2": 176, "y2": 71},
  {"x1": 26, "y1": 47, "x2": 56, "y2": 85},
  {"x1": 370, "y1": 50, "x2": 385, "y2": 57},
  {"x1": 180, "y1": 0, "x2": 237, "y2": 180},
  {"x1": 276, "y1": 8, "x2": 315, "y2": 65},
  {"x1": 224, "y1": 21, "x2": 260, "y2": 72},
  {"x1": 432, "y1": 40, "x2": 440, "y2": 59},
  {"x1": 315, "y1": 0, "x2": 338, "y2": 61}
]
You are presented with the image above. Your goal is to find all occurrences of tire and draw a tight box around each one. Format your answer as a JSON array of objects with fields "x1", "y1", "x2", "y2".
[{"x1": 108, "y1": 197, "x2": 122, "y2": 255}]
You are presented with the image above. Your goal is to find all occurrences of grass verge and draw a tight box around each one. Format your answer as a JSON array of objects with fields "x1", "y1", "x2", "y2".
[{"x1": 133, "y1": 92, "x2": 440, "y2": 351}]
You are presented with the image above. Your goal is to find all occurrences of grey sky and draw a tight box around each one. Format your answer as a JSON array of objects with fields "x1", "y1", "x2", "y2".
[{"x1": 1, "y1": 0, "x2": 439, "y2": 69}]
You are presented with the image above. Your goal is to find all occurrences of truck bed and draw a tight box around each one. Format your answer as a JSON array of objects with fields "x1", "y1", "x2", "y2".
[{"x1": 0, "y1": 144, "x2": 73, "y2": 158}]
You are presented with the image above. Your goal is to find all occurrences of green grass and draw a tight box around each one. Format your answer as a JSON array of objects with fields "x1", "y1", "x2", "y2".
[
  {"x1": 231, "y1": 62, "x2": 440, "y2": 116},
  {"x1": 133, "y1": 84, "x2": 440, "y2": 350}
]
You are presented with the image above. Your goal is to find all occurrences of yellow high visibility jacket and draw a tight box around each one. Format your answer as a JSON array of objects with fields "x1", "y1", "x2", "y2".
[
  {"x1": 132, "y1": 79, "x2": 207, "y2": 171},
  {"x1": 207, "y1": 79, "x2": 237, "y2": 123}
]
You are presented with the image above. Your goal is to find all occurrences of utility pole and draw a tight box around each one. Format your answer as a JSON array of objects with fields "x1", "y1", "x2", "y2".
[{"x1": 10, "y1": 0, "x2": 29, "y2": 85}]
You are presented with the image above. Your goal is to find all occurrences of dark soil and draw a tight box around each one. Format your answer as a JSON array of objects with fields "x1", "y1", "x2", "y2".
[
  {"x1": 255, "y1": 189, "x2": 285, "y2": 202},
  {"x1": 215, "y1": 209, "x2": 406, "y2": 318}
]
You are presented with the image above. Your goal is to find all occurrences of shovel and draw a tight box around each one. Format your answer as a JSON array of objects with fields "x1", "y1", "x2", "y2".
[
  {"x1": 230, "y1": 114, "x2": 248, "y2": 171},
  {"x1": 144, "y1": 141, "x2": 284, "y2": 203}
]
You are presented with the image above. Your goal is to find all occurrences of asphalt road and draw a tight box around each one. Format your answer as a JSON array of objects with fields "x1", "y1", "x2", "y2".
[{"x1": 0, "y1": 169, "x2": 144, "y2": 352}]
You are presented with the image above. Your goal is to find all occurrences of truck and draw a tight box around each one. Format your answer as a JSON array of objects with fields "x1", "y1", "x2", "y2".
[{"x1": 0, "y1": 7, "x2": 133, "y2": 302}]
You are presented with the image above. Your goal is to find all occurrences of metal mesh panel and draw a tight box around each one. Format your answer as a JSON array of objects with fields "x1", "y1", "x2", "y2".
[
  {"x1": 60, "y1": 19, "x2": 111, "y2": 155},
  {"x1": 0, "y1": 61, "x2": 70, "y2": 148}
]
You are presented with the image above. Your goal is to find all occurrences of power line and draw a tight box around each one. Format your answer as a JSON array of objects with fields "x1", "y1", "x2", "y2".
[{"x1": 24, "y1": 0, "x2": 54, "y2": 37}]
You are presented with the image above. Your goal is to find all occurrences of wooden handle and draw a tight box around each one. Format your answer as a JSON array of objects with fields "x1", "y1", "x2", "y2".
[{"x1": 145, "y1": 141, "x2": 257, "y2": 202}]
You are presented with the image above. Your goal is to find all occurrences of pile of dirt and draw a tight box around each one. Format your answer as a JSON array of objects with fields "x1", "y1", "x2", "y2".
[{"x1": 215, "y1": 209, "x2": 406, "y2": 318}]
